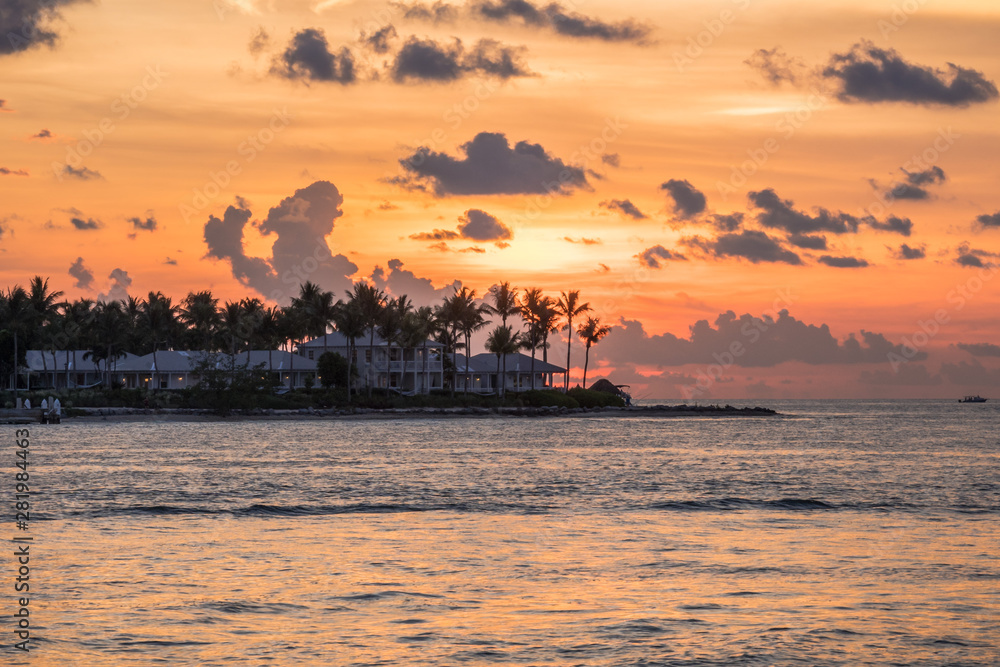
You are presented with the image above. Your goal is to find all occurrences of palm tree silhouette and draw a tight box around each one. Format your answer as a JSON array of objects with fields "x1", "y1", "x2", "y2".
[
  {"x1": 556, "y1": 290, "x2": 591, "y2": 391},
  {"x1": 485, "y1": 325, "x2": 520, "y2": 397},
  {"x1": 332, "y1": 299, "x2": 365, "y2": 401},
  {"x1": 576, "y1": 316, "x2": 611, "y2": 388},
  {"x1": 347, "y1": 282, "x2": 387, "y2": 397}
]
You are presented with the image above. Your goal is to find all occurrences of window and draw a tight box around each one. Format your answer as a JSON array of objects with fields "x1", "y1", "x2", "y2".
[{"x1": 308, "y1": 350, "x2": 314, "y2": 360}]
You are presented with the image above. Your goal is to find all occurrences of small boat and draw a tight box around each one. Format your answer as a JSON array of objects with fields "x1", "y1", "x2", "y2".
[{"x1": 959, "y1": 395, "x2": 988, "y2": 403}]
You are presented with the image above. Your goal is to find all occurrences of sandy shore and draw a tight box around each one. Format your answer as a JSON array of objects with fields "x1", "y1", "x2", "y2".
[{"x1": 63, "y1": 404, "x2": 779, "y2": 423}]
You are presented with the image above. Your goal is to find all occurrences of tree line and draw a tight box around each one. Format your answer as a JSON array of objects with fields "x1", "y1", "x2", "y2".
[{"x1": 0, "y1": 276, "x2": 612, "y2": 396}]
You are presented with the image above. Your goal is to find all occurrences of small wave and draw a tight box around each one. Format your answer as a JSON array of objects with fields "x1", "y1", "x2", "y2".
[{"x1": 648, "y1": 497, "x2": 835, "y2": 512}]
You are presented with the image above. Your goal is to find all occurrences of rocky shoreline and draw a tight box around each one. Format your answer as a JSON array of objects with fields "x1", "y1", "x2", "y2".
[{"x1": 67, "y1": 404, "x2": 778, "y2": 422}]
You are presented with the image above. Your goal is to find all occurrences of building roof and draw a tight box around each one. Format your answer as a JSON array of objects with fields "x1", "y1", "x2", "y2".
[
  {"x1": 114, "y1": 350, "x2": 318, "y2": 373},
  {"x1": 467, "y1": 352, "x2": 566, "y2": 374},
  {"x1": 299, "y1": 331, "x2": 444, "y2": 349},
  {"x1": 25, "y1": 350, "x2": 142, "y2": 372}
]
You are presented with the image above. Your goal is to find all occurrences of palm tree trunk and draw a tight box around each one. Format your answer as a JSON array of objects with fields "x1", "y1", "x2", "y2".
[
  {"x1": 530, "y1": 347, "x2": 536, "y2": 391},
  {"x1": 583, "y1": 343, "x2": 591, "y2": 388},
  {"x1": 565, "y1": 317, "x2": 572, "y2": 392},
  {"x1": 368, "y1": 329, "x2": 375, "y2": 397},
  {"x1": 346, "y1": 339, "x2": 353, "y2": 402}
]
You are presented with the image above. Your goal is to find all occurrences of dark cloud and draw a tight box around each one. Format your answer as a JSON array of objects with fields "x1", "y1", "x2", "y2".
[
  {"x1": 204, "y1": 182, "x2": 359, "y2": 302},
  {"x1": 393, "y1": 132, "x2": 588, "y2": 196},
  {"x1": 940, "y1": 359, "x2": 1000, "y2": 386},
  {"x1": 599, "y1": 310, "x2": 925, "y2": 368},
  {"x1": 787, "y1": 233, "x2": 827, "y2": 250},
  {"x1": 686, "y1": 230, "x2": 801, "y2": 265},
  {"x1": 818, "y1": 254, "x2": 869, "y2": 268},
  {"x1": 391, "y1": 37, "x2": 531, "y2": 82},
  {"x1": 894, "y1": 243, "x2": 925, "y2": 260},
  {"x1": 370, "y1": 258, "x2": 461, "y2": 306},
  {"x1": 70, "y1": 216, "x2": 101, "y2": 230},
  {"x1": 1, "y1": 0, "x2": 83, "y2": 55},
  {"x1": 470, "y1": 0, "x2": 652, "y2": 43},
  {"x1": 97, "y1": 268, "x2": 132, "y2": 303},
  {"x1": 600, "y1": 198, "x2": 647, "y2": 220},
  {"x1": 457, "y1": 208, "x2": 512, "y2": 241},
  {"x1": 954, "y1": 243, "x2": 999, "y2": 268},
  {"x1": 128, "y1": 215, "x2": 157, "y2": 232},
  {"x1": 867, "y1": 215, "x2": 912, "y2": 236},
  {"x1": 410, "y1": 229, "x2": 460, "y2": 241},
  {"x1": 31, "y1": 128, "x2": 52, "y2": 139},
  {"x1": 703, "y1": 213, "x2": 743, "y2": 232},
  {"x1": 68, "y1": 257, "x2": 93, "y2": 290},
  {"x1": 62, "y1": 165, "x2": 103, "y2": 180},
  {"x1": 744, "y1": 47, "x2": 808, "y2": 86},
  {"x1": 392, "y1": 1, "x2": 458, "y2": 23},
  {"x1": 975, "y1": 212, "x2": 1000, "y2": 230},
  {"x1": 878, "y1": 166, "x2": 946, "y2": 201},
  {"x1": 248, "y1": 26, "x2": 270, "y2": 56},
  {"x1": 823, "y1": 41, "x2": 998, "y2": 107},
  {"x1": 360, "y1": 25, "x2": 397, "y2": 54},
  {"x1": 749, "y1": 188, "x2": 859, "y2": 235},
  {"x1": 0, "y1": 100, "x2": 8, "y2": 111},
  {"x1": 164, "y1": 257, "x2": 178, "y2": 266},
  {"x1": 601, "y1": 153, "x2": 620, "y2": 168},
  {"x1": 905, "y1": 165, "x2": 946, "y2": 186},
  {"x1": 271, "y1": 28, "x2": 356, "y2": 84},
  {"x1": 957, "y1": 343, "x2": 1000, "y2": 358},
  {"x1": 0, "y1": 167, "x2": 29, "y2": 176},
  {"x1": 661, "y1": 179, "x2": 707, "y2": 219},
  {"x1": 637, "y1": 245, "x2": 686, "y2": 268}
]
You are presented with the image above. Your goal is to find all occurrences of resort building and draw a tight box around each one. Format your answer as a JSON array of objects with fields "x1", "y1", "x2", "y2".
[
  {"x1": 451, "y1": 353, "x2": 567, "y2": 394},
  {"x1": 297, "y1": 332, "x2": 445, "y2": 393}
]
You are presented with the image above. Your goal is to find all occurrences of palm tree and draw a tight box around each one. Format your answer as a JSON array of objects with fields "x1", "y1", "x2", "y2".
[
  {"x1": 1, "y1": 286, "x2": 31, "y2": 399},
  {"x1": 61, "y1": 298, "x2": 94, "y2": 388},
  {"x1": 485, "y1": 325, "x2": 520, "y2": 397},
  {"x1": 433, "y1": 299, "x2": 464, "y2": 396},
  {"x1": 278, "y1": 305, "x2": 308, "y2": 388},
  {"x1": 378, "y1": 295, "x2": 412, "y2": 391},
  {"x1": 346, "y1": 282, "x2": 387, "y2": 396},
  {"x1": 555, "y1": 290, "x2": 591, "y2": 391},
  {"x1": 453, "y1": 287, "x2": 490, "y2": 393},
  {"x1": 398, "y1": 310, "x2": 427, "y2": 393},
  {"x1": 86, "y1": 300, "x2": 128, "y2": 385},
  {"x1": 28, "y1": 276, "x2": 64, "y2": 385},
  {"x1": 180, "y1": 290, "x2": 221, "y2": 351},
  {"x1": 576, "y1": 316, "x2": 611, "y2": 389},
  {"x1": 292, "y1": 281, "x2": 337, "y2": 355},
  {"x1": 332, "y1": 299, "x2": 366, "y2": 401},
  {"x1": 257, "y1": 306, "x2": 283, "y2": 380},
  {"x1": 521, "y1": 288, "x2": 559, "y2": 390},
  {"x1": 141, "y1": 292, "x2": 180, "y2": 389},
  {"x1": 485, "y1": 281, "x2": 520, "y2": 327},
  {"x1": 413, "y1": 306, "x2": 436, "y2": 394}
]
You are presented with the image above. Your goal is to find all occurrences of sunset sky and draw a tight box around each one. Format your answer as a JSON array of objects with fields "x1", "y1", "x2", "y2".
[{"x1": 3, "y1": 0, "x2": 1000, "y2": 399}]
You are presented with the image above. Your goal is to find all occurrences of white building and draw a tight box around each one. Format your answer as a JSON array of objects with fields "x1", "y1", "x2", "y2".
[
  {"x1": 451, "y1": 353, "x2": 566, "y2": 394},
  {"x1": 298, "y1": 332, "x2": 445, "y2": 393}
]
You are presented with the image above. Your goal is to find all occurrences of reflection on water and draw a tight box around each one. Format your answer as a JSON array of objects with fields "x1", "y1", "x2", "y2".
[{"x1": 13, "y1": 400, "x2": 1000, "y2": 665}]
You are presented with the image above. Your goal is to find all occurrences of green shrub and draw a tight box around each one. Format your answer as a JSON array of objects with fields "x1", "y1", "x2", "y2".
[
  {"x1": 568, "y1": 387, "x2": 625, "y2": 408},
  {"x1": 517, "y1": 390, "x2": 579, "y2": 408}
]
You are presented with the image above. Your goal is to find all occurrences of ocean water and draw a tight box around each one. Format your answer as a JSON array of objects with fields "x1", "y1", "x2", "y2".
[{"x1": 10, "y1": 400, "x2": 1000, "y2": 665}]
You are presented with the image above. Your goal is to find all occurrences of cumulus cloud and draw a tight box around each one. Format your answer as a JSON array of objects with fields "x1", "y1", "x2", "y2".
[
  {"x1": 600, "y1": 198, "x2": 647, "y2": 220},
  {"x1": 940, "y1": 359, "x2": 1000, "y2": 386},
  {"x1": 744, "y1": 47, "x2": 808, "y2": 86},
  {"x1": 1, "y1": 0, "x2": 84, "y2": 55},
  {"x1": 457, "y1": 208, "x2": 512, "y2": 241},
  {"x1": 894, "y1": 243, "x2": 926, "y2": 260},
  {"x1": 128, "y1": 215, "x2": 157, "y2": 232},
  {"x1": 392, "y1": 1, "x2": 458, "y2": 23},
  {"x1": 637, "y1": 245, "x2": 686, "y2": 268},
  {"x1": 661, "y1": 179, "x2": 707, "y2": 219},
  {"x1": 954, "y1": 243, "x2": 999, "y2": 268},
  {"x1": 685, "y1": 229, "x2": 802, "y2": 265},
  {"x1": 787, "y1": 233, "x2": 827, "y2": 250},
  {"x1": 0, "y1": 167, "x2": 29, "y2": 176},
  {"x1": 859, "y1": 363, "x2": 942, "y2": 386},
  {"x1": 203, "y1": 182, "x2": 359, "y2": 303},
  {"x1": 271, "y1": 28, "x2": 356, "y2": 84},
  {"x1": 823, "y1": 41, "x2": 998, "y2": 106},
  {"x1": 469, "y1": 0, "x2": 653, "y2": 43},
  {"x1": 818, "y1": 254, "x2": 869, "y2": 268},
  {"x1": 70, "y1": 216, "x2": 101, "y2": 230},
  {"x1": 370, "y1": 258, "x2": 462, "y2": 306},
  {"x1": 360, "y1": 24, "x2": 398, "y2": 54},
  {"x1": 601, "y1": 153, "x2": 620, "y2": 168},
  {"x1": 874, "y1": 165, "x2": 946, "y2": 201},
  {"x1": 599, "y1": 310, "x2": 925, "y2": 368},
  {"x1": 749, "y1": 188, "x2": 859, "y2": 235},
  {"x1": 31, "y1": 129, "x2": 52, "y2": 140},
  {"x1": 68, "y1": 257, "x2": 94, "y2": 290},
  {"x1": 867, "y1": 215, "x2": 912, "y2": 236},
  {"x1": 957, "y1": 343, "x2": 1000, "y2": 358},
  {"x1": 97, "y1": 268, "x2": 132, "y2": 303},
  {"x1": 975, "y1": 212, "x2": 1000, "y2": 230},
  {"x1": 62, "y1": 165, "x2": 103, "y2": 180},
  {"x1": 391, "y1": 37, "x2": 531, "y2": 82},
  {"x1": 248, "y1": 26, "x2": 270, "y2": 56},
  {"x1": 393, "y1": 132, "x2": 588, "y2": 196}
]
